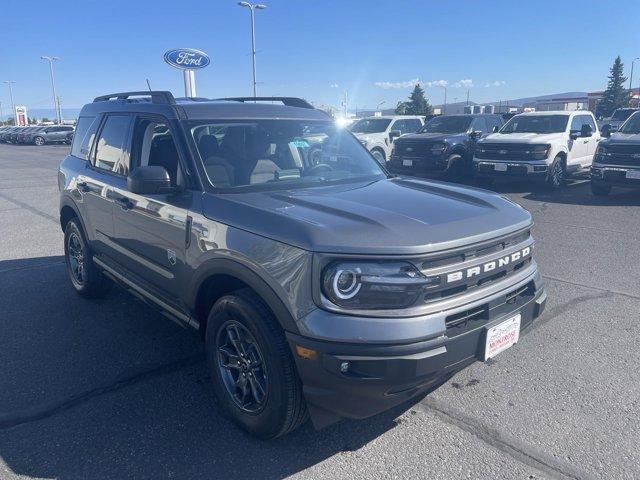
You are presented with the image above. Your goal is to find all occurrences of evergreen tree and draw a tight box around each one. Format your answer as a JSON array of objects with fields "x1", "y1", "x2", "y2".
[
  {"x1": 395, "y1": 84, "x2": 433, "y2": 115},
  {"x1": 597, "y1": 56, "x2": 628, "y2": 118}
]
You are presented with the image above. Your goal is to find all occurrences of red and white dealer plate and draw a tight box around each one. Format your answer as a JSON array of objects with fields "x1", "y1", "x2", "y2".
[{"x1": 484, "y1": 313, "x2": 521, "y2": 361}]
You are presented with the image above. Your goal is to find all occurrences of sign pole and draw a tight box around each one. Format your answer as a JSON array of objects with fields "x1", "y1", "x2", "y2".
[{"x1": 183, "y1": 69, "x2": 196, "y2": 98}]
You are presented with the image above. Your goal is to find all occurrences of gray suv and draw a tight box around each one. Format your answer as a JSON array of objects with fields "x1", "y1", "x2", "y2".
[
  {"x1": 28, "y1": 125, "x2": 74, "y2": 145},
  {"x1": 58, "y1": 91, "x2": 546, "y2": 439}
]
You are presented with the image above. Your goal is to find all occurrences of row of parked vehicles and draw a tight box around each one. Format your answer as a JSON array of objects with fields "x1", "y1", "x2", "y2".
[
  {"x1": 0, "y1": 124, "x2": 75, "y2": 145},
  {"x1": 349, "y1": 108, "x2": 640, "y2": 196}
]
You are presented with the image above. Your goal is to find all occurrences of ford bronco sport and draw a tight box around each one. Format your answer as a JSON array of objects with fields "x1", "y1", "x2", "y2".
[{"x1": 58, "y1": 91, "x2": 546, "y2": 439}]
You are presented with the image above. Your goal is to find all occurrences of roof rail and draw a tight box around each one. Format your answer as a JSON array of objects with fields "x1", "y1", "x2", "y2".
[
  {"x1": 93, "y1": 91, "x2": 176, "y2": 105},
  {"x1": 218, "y1": 97, "x2": 315, "y2": 110}
]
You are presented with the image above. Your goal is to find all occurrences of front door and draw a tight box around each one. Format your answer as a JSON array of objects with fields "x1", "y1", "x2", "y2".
[{"x1": 110, "y1": 116, "x2": 193, "y2": 304}]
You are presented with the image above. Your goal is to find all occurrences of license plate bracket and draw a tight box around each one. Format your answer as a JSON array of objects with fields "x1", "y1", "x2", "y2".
[
  {"x1": 403, "y1": 159, "x2": 413, "y2": 167},
  {"x1": 494, "y1": 163, "x2": 508, "y2": 172},
  {"x1": 483, "y1": 313, "x2": 521, "y2": 361}
]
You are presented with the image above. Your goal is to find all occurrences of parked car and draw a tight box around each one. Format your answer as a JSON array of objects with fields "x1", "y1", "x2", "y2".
[
  {"x1": 590, "y1": 111, "x2": 640, "y2": 195},
  {"x1": 599, "y1": 108, "x2": 638, "y2": 135},
  {"x1": 8, "y1": 127, "x2": 27, "y2": 144},
  {"x1": 348, "y1": 115, "x2": 424, "y2": 162},
  {"x1": 59, "y1": 91, "x2": 546, "y2": 439},
  {"x1": 474, "y1": 111, "x2": 600, "y2": 189},
  {"x1": 387, "y1": 114, "x2": 504, "y2": 178},
  {"x1": 17, "y1": 126, "x2": 46, "y2": 144},
  {"x1": 27, "y1": 125, "x2": 75, "y2": 145}
]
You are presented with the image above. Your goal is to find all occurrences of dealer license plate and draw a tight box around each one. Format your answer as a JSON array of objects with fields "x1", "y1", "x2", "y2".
[
  {"x1": 403, "y1": 159, "x2": 413, "y2": 167},
  {"x1": 484, "y1": 313, "x2": 521, "y2": 361},
  {"x1": 626, "y1": 169, "x2": 640, "y2": 179},
  {"x1": 494, "y1": 163, "x2": 508, "y2": 172}
]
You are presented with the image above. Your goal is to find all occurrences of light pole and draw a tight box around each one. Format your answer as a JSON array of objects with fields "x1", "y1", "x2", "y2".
[
  {"x1": 376, "y1": 100, "x2": 385, "y2": 112},
  {"x1": 237, "y1": 2, "x2": 267, "y2": 98},
  {"x1": 0, "y1": 101, "x2": 3, "y2": 124},
  {"x1": 440, "y1": 85, "x2": 447, "y2": 114},
  {"x1": 629, "y1": 57, "x2": 640, "y2": 105},
  {"x1": 4, "y1": 81, "x2": 16, "y2": 125},
  {"x1": 41, "y1": 56, "x2": 61, "y2": 124}
]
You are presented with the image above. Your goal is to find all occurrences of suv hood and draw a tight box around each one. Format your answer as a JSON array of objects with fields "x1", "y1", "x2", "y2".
[
  {"x1": 607, "y1": 132, "x2": 640, "y2": 143},
  {"x1": 201, "y1": 178, "x2": 532, "y2": 255},
  {"x1": 482, "y1": 132, "x2": 565, "y2": 143}
]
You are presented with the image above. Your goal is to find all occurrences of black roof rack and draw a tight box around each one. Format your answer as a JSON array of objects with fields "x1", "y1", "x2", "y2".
[
  {"x1": 217, "y1": 97, "x2": 315, "y2": 110},
  {"x1": 93, "y1": 91, "x2": 176, "y2": 105}
]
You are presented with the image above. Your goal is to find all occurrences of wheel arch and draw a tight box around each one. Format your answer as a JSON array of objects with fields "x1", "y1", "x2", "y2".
[
  {"x1": 59, "y1": 197, "x2": 87, "y2": 235},
  {"x1": 188, "y1": 258, "x2": 299, "y2": 338}
]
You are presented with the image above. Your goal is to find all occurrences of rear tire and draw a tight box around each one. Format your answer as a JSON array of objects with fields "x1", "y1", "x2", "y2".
[
  {"x1": 34, "y1": 136, "x2": 45, "y2": 146},
  {"x1": 64, "y1": 219, "x2": 112, "y2": 298},
  {"x1": 545, "y1": 156, "x2": 565, "y2": 190},
  {"x1": 205, "y1": 290, "x2": 307, "y2": 439},
  {"x1": 590, "y1": 182, "x2": 611, "y2": 196}
]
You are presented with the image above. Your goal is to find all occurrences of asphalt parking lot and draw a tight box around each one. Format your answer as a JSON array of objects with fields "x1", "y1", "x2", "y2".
[{"x1": 0, "y1": 144, "x2": 639, "y2": 480}]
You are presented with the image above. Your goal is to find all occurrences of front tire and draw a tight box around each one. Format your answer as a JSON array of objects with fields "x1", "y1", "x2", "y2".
[
  {"x1": 205, "y1": 290, "x2": 307, "y2": 439},
  {"x1": 591, "y1": 182, "x2": 611, "y2": 196},
  {"x1": 34, "y1": 136, "x2": 45, "y2": 146},
  {"x1": 545, "y1": 156, "x2": 565, "y2": 190},
  {"x1": 64, "y1": 219, "x2": 112, "y2": 298}
]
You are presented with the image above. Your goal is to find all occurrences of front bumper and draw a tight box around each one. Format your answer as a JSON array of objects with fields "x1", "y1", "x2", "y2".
[
  {"x1": 474, "y1": 159, "x2": 549, "y2": 179},
  {"x1": 288, "y1": 276, "x2": 546, "y2": 428},
  {"x1": 388, "y1": 153, "x2": 452, "y2": 175},
  {"x1": 591, "y1": 165, "x2": 640, "y2": 189}
]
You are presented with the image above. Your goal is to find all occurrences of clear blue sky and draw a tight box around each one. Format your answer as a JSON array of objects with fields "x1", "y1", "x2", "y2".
[{"x1": 1, "y1": 0, "x2": 639, "y2": 112}]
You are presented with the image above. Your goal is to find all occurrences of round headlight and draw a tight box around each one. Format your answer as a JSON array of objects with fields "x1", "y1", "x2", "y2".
[{"x1": 333, "y1": 268, "x2": 362, "y2": 299}]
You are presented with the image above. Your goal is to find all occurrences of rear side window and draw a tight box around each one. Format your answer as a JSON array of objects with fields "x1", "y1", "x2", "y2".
[
  {"x1": 405, "y1": 119, "x2": 422, "y2": 133},
  {"x1": 71, "y1": 116, "x2": 98, "y2": 160},
  {"x1": 94, "y1": 115, "x2": 132, "y2": 175}
]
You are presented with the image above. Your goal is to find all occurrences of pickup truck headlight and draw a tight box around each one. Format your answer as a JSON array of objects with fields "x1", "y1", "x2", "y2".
[
  {"x1": 321, "y1": 261, "x2": 439, "y2": 310},
  {"x1": 529, "y1": 144, "x2": 551, "y2": 160},
  {"x1": 430, "y1": 142, "x2": 447, "y2": 155},
  {"x1": 595, "y1": 145, "x2": 608, "y2": 161}
]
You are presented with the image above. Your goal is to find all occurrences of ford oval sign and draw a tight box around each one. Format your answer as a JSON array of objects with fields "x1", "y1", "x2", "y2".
[{"x1": 164, "y1": 48, "x2": 210, "y2": 70}]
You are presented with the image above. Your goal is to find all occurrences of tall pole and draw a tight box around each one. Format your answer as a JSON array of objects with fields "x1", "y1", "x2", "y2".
[
  {"x1": 0, "y1": 101, "x2": 3, "y2": 124},
  {"x1": 630, "y1": 57, "x2": 639, "y2": 105},
  {"x1": 4, "y1": 81, "x2": 16, "y2": 124},
  {"x1": 441, "y1": 86, "x2": 447, "y2": 114},
  {"x1": 238, "y1": 2, "x2": 267, "y2": 98},
  {"x1": 41, "y1": 56, "x2": 61, "y2": 124}
]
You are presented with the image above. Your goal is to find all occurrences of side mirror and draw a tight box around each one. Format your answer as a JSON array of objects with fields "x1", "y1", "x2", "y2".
[
  {"x1": 389, "y1": 130, "x2": 401, "y2": 141},
  {"x1": 601, "y1": 124, "x2": 612, "y2": 138},
  {"x1": 127, "y1": 165, "x2": 172, "y2": 195},
  {"x1": 470, "y1": 130, "x2": 483, "y2": 139},
  {"x1": 492, "y1": 126, "x2": 500, "y2": 133},
  {"x1": 580, "y1": 124, "x2": 593, "y2": 138}
]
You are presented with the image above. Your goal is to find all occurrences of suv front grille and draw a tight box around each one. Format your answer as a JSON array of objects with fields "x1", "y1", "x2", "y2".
[
  {"x1": 603, "y1": 145, "x2": 640, "y2": 166},
  {"x1": 475, "y1": 143, "x2": 534, "y2": 161},
  {"x1": 393, "y1": 140, "x2": 438, "y2": 158}
]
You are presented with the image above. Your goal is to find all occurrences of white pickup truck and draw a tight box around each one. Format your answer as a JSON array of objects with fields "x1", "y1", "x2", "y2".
[
  {"x1": 473, "y1": 111, "x2": 600, "y2": 189},
  {"x1": 348, "y1": 115, "x2": 424, "y2": 162}
]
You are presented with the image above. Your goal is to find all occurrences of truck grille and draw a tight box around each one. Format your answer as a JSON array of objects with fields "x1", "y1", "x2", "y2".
[
  {"x1": 475, "y1": 143, "x2": 533, "y2": 161},
  {"x1": 418, "y1": 228, "x2": 534, "y2": 305},
  {"x1": 603, "y1": 145, "x2": 640, "y2": 167},
  {"x1": 393, "y1": 140, "x2": 438, "y2": 158}
]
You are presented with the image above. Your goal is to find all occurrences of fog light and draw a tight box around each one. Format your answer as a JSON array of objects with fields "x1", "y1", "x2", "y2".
[{"x1": 340, "y1": 362, "x2": 350, "y2": 373}]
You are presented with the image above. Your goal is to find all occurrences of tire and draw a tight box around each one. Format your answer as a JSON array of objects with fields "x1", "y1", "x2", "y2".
[
  {"x1": 371, "y1": 148, "x2": 385, "y2": 163},
  {"x1": 444, "y1": 153, "x2": 464, "y2": 180},
  {"x1": 63, "y1": 219, "x2": 113, "y2": 298},
  {"x1": 34, "y1": 136, "x2": 45, "y2": 146},
  {"x1": 205, "y1": 290, "x2": 307, "y2": 439},
  {"x1": 591, "y1": 182, "x2": 611, "y2": 196},
  {"x1": 545, "y1": 156, "x2": 565, "y2": 190}
]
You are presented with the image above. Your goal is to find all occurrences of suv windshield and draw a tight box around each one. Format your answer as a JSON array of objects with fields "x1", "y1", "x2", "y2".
[
  {"x1": 619, "y1": 112, "x2": 640, "y2": 134},
  {"x1": 348, "y1": 118, "x2": 391, "y2": 133},
  {"x1": 500, "y1": 115, "x2": 569, "y2": 134},
  {"x1": 420, "y1": 116, "x2": 472, "y2": 134},
  {"x1": 612, "y1": 109, "x2": 636, "y2": 121},
  {"x1": 189, "y1": 120, "x2": 386, "y2": 190}
]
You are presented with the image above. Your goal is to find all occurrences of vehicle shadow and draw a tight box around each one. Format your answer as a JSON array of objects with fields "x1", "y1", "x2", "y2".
[{"x1": 0, "y1": 256, "x2": 407, "y2": 480}]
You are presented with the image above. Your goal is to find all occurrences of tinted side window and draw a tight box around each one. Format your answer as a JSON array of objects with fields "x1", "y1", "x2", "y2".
[
  {"x1": 71, "y1": 116, "x2": 98, "y2": 160},
  {"x1": 131, "y1": 117, "x2": 182, "y2": 187},
  {"x1": 391, "y1": 120, "x2": 405, "y2": 134},
  {"x1": 582, "y1": 115, "x2": 596, "y2": 131},
  {"x1": 570, "y1": 115, "x2": 584, "y2": 133},
  {"x1": 471, "y1": 117, "x2": 488, "y2": 134},
  {"x1": 405, "y1": 119, "x2": 422, "y2": 133},
  {"x1": 94, "y1": 115, "x2": 132, "y2": 174}
]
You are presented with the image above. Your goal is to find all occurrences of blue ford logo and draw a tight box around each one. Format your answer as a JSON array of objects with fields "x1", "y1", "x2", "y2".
[{"x1": 164, "y1": 48, "x2": 210, "y2": 70}]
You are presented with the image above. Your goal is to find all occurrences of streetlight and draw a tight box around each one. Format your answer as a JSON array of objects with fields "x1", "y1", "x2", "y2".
[
  {"x1": 376, "y1": 100, "x2": 385, "y2": 112},
  {"x1": 440, "y1": 85, "x2": 447, "y2": 114},
  {"x1": 237, "y1": 2, "x2": 267, "y2": 98},
  {"x1": 41, "y1": 56, "x2": 61, "y2": 124},
  {"x1": 629, "y1": 57, "x2": 640, "y2": 105},
  {"x1": 4, "y1": 81, "x2": 16, "y2": 125}
]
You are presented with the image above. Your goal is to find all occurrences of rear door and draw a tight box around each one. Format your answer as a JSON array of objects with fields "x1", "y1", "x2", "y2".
[{"x1": 110, "y1": 115, "x2": 194, "y2": 304}]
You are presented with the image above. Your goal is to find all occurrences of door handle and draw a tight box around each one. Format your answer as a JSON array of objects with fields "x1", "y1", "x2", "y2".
[
  {"x1": 76, "y1": 181, "x2": 90, "y2": 192},
  {"x1": 115, "y1": 197, "x2": 133, "y2": 211}
]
